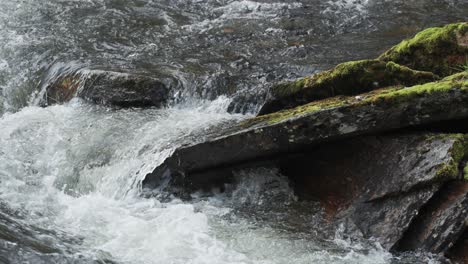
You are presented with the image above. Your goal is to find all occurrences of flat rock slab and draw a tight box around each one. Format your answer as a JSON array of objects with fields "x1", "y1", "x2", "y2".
[
  {"x1": 44, "y1": 69, "x2": 171, "y2": 107},
  {"x1": 144, "y1": 73, "x2": 468, "y2": 187}
]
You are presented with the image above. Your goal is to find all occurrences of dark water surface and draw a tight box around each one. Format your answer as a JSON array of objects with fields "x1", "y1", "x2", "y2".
[{"x1": 0, "y1": 1, "x2": 466, "y2": 263}]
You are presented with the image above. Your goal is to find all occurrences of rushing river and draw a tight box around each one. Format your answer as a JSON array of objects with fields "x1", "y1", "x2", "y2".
[{"x1": 0, "y1": 0, "x2": 467, "y2": 263}]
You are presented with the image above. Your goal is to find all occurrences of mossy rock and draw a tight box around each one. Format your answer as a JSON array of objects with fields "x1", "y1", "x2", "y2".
[
  {"x1": 248, "y1": 71, "x2": 467, "y2": 126},
  {"x1": 424, "y1": 133, "x2": 468, "y2": 180},
  {"x1": 259, "y1": 59, "x2": 439, "y2": 115},
  {"x1": 145, "y1": 72, "x2": 468, "y2": 191},
  {"x1": 379, "y1": 22, "x2": 468, "y2": 77},
  {"x1": 464, "y1": 164, "x2": 468, "y2": 181}
]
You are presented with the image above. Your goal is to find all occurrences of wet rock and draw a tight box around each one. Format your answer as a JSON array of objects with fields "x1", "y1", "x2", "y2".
[
  {"x1": 281, "y1": 134, "x2": 467, "y2": 201},
  {"x1": 379, "y1": 22, "x2": 468, "y2": 77},
  {"x1": 142, "y1": 67, "x2": 468, "y2": 260},
  {"x1": 348, "y1": 186, "x2": 441, "y2": 250},
  {"x1": 394, "y1": 181, "x2": 468, "y2": 254},
  {"x1": 280, "y1": 133, "x2": 468, "y2": 256},
  {"x1": 143, "y1": 72, "x2": 468, "y2": 190},
  {"x1": 145, "y1": 128, "x2": 468, "y2": 257},
  {"x1": 227, "y1": 91, "x2": 266, "y2": 114},
  {"x1": 259, "y1": 60, "x2": 438, "y2": 114},
  {"x1": 44, "y1": 69, "x2": 171, "y2": 107}
]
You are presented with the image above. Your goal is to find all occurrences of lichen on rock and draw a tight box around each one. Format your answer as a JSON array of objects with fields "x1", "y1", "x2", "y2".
[
  {"x1": 259, "y1": 59, "x2": 439, "y2": 115},
  {"x1": 379, "y1": 22, "x2": 468, "y2": 77}
]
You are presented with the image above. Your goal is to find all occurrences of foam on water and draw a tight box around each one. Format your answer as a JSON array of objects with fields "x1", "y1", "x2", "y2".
[
  {"x1": 0, "y1": 98, "x2": 250, "y2": 263},
  {"x1": 183, "y1": 1, "x2": 303, "y2": 32},
  {"x1": 0, "y1": 0, "x2": 465, "y2": 263},
  {"x1": 0, "y1": 98, "x2": 400, "y2": 263}
]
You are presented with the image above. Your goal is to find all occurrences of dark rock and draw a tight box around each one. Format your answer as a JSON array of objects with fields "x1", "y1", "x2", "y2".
[
  {"x1": 394, "y1": 181, "x2": 468, "y2": 254},
  {"x1": 447, "y1": 230, "x2": 468, "y2": 264},
  {"x1": 145, "y1": 130, "x2": 468, "y2": 256},
  {"x1": 44, "y1": 69, "x2": 171, "y2": 107},
  {"x1": 350, "y1": 185, "x2": 440, "y2": 250},
  {"x1": 379, "y1": 22, "x2": 468, "y2": 77},
  {"x1": 259, "y1": 60, "x2": 438, "y2": 115},
  {"x1": 278, "y1": 133, "x2": 467, "y2": 250},
  {"x1": 280, "y1": 134, "x2": 466, "y2": 202},
  {"x1": 144, "y1": 72, "x2": 468, "y2": 190}
]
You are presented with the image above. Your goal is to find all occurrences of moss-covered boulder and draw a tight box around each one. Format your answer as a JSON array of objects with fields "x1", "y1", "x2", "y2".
[
  {"x1": 259, "y1": 60, "x2": 438, "y2": 115},
  {"x1": 144, "y1": 72, "x2": 468, "y2": 191},
  {"x1": 379, "y1": 22, "x2": 468, "y2": 77},
  {"x1": 43, "y1": 69, "x2": 172, "y2": 108},
  {"x1": 251, "y1": 72, "x2": 467, "y2": 126}
]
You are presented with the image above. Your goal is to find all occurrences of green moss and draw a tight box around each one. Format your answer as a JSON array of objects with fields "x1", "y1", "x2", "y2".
[
  {"x1": 273, "y1": 78, "x2": 307, "y2": 98},
  {"x1": 275, "y1": 60, "x2": 437, "y2": 98},
  {"x1": 379, "y1": 22, "x2": 468, "y2": 76},
  {"x1": 443, "y1": 71, "x2": 468, "y2": 81},
  {"x1": 432, "y1": 134, "x2": 468, "y2": 179},
  {"x1": 450, "y1": 56, "x2": 468, "y2": 73},
  {"x1": 245, "y1": 96, "x2": 348, "y2": 126},
  {"x1": 247, "y1": 72, "x2": 467, "y2": 127},
  {"x1": 463, "y1": 164, "x2": 468, "y2": 181},
  {"x1": 368, "y1": 71, "x2": 467, "y2": 104},
  {"x1": 260, "y1": 59, "x2": 438, "y2": 114}
]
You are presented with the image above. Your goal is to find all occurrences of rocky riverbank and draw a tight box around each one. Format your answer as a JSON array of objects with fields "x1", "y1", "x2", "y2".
[
  {"x1": 40, "y1": 21, "x2": 468, "y2": 262},
  {"x1": 140, "y1": 22, "x2": 467, "y2": 262}
]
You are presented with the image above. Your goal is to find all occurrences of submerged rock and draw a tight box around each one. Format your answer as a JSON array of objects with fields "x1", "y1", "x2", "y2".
[
  {"x1": 379, "y1": 22, "x2": 468, "y2": 77},
  {"x1": 259, "y1": 60, "x2": 438, "y2": 114},
  {"x1": 44, "y1": 69, "x2": 171, "y2": 107}
]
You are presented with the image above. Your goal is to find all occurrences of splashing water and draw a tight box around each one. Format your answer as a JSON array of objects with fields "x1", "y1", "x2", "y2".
[
  {"x1": 0, "y1": 99, "x2": 400, "y2": 264},
  {"x1": 0, "y1": 0, "x2": 466, "y2": 263}
]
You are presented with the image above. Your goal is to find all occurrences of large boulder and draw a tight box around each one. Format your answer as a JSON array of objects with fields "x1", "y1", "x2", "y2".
[
  {"x1": 379, "y1": 22, "x2": 468, "y2": 77},
  {"x1": 145, "y1": 129, "x2": 468, "y2": 257},
  {"x1": 278, "y1": 133, "x2": 468, "y2": 253},
  {"x1": 44, "y1": 69, "x2": 172, "y2": 107},
  {"x1": 259, "y1": 60, "x2": 438, "y2": 114},
  {"x1": 141, "y1": 23, "x2": 468, "y2": 261},
  {"x1": 259, "y1": 22, "x2": 467, "y2": 115},
  {"x1": 144, "y1": 72, "x2": 468, "y2": 191}
]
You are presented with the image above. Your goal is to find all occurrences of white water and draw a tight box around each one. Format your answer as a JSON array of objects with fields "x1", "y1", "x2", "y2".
[
  {"x1": 0, "y1": 98, "x2": 397, "y2": 263},
  {"x1": 1, "y1": 0, "x2": 464, "y2": 263}
]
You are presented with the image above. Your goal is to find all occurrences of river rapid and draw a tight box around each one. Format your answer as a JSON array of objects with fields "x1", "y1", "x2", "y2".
[{"x1": 0, "y1": 1, "x2": 467, "y2": 263}]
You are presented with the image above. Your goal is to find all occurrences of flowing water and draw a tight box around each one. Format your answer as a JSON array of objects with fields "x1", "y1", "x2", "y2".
[{"x1": 0, "y1": 0, "x2": 467, "y2": 263}]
